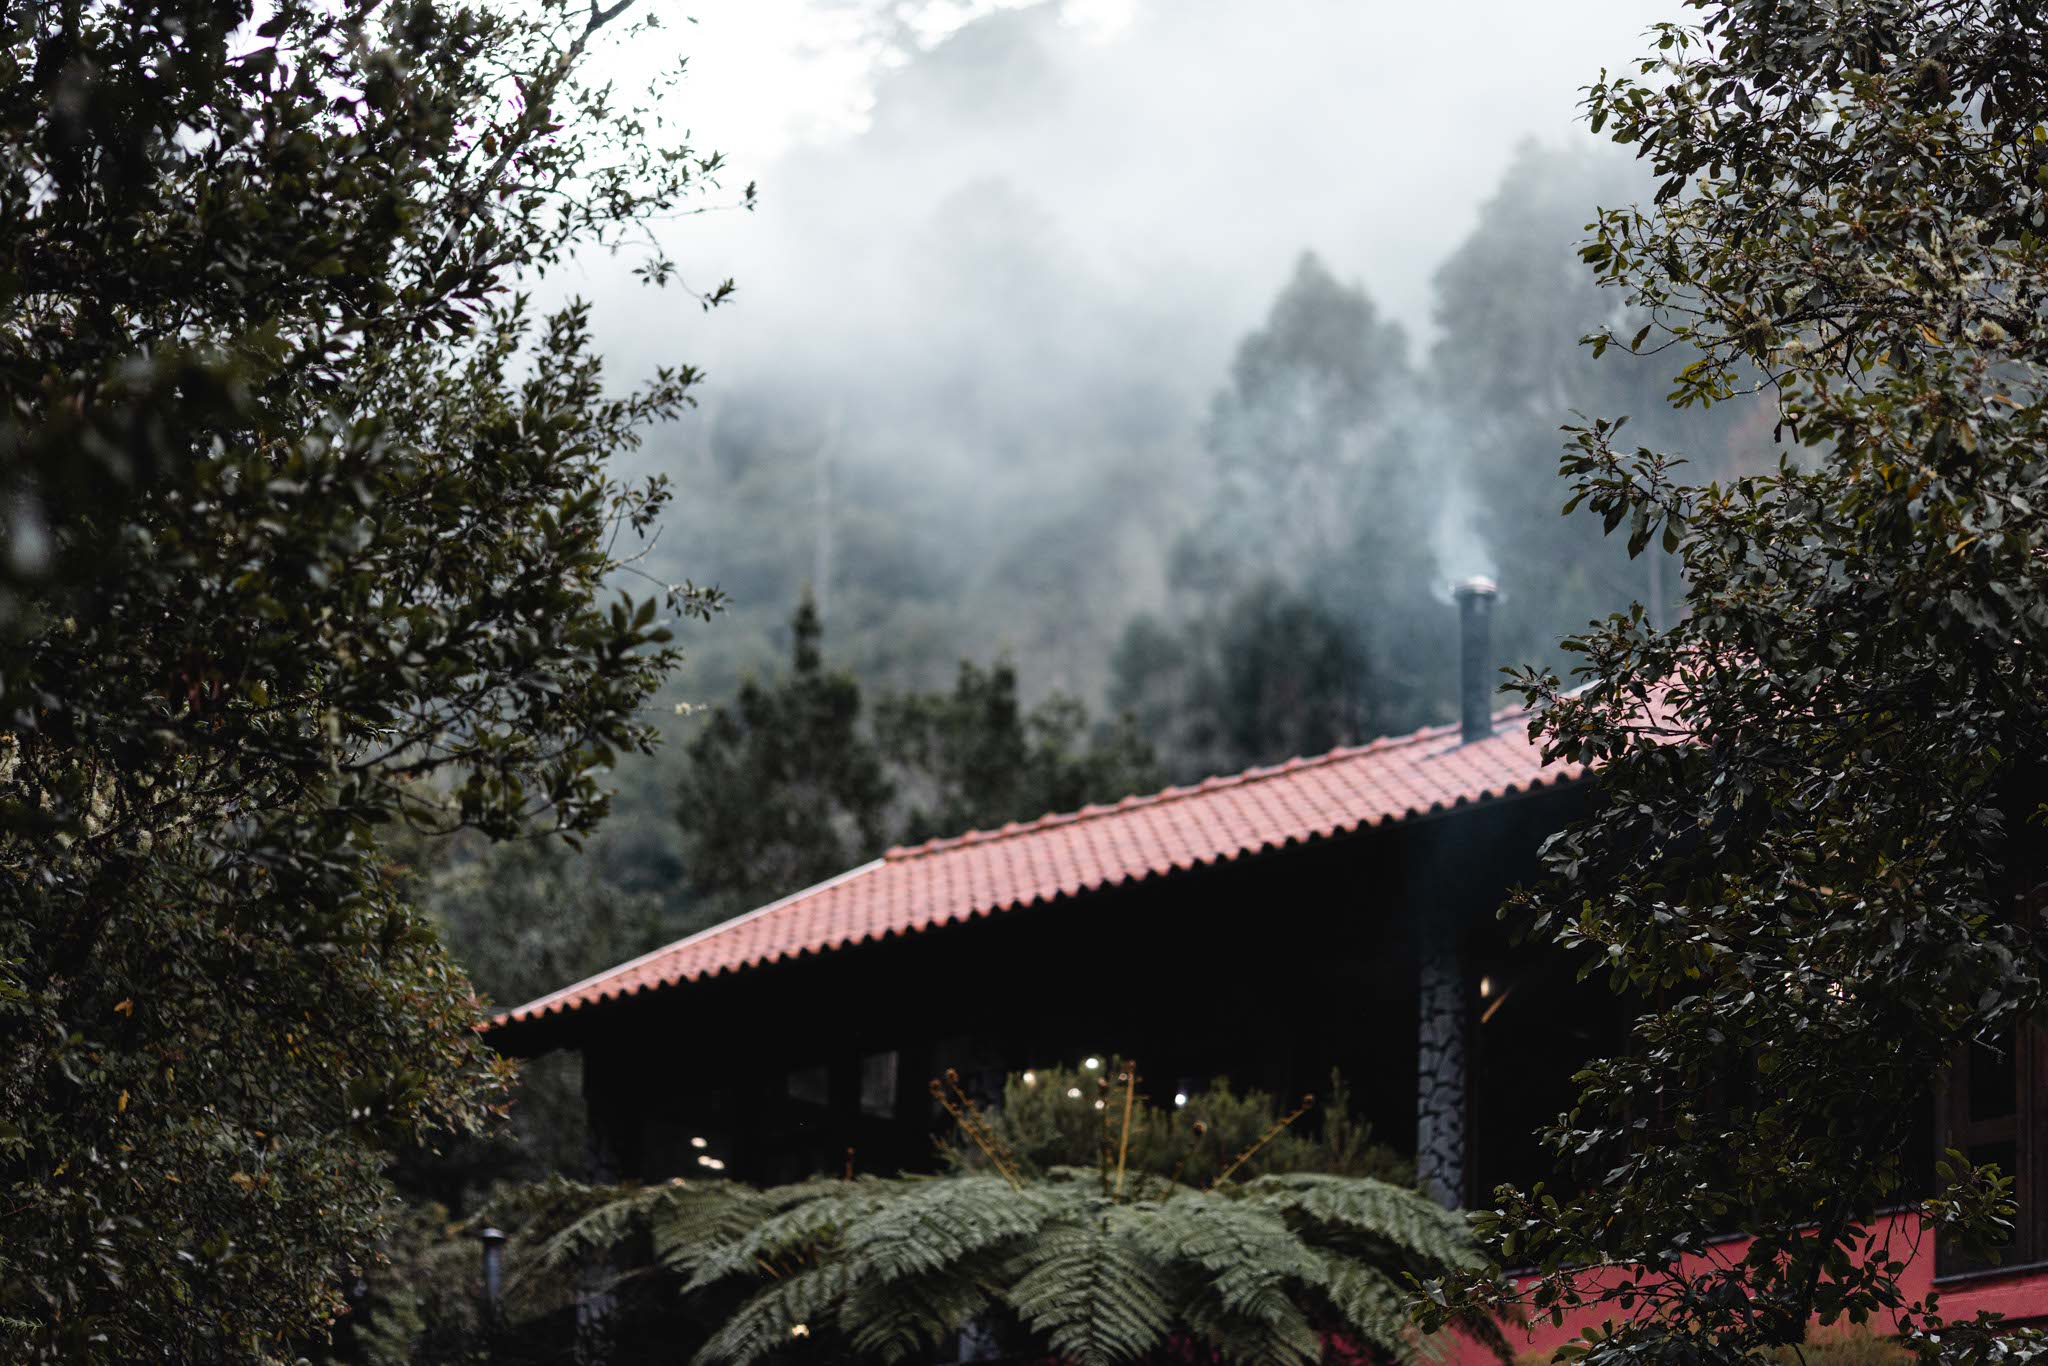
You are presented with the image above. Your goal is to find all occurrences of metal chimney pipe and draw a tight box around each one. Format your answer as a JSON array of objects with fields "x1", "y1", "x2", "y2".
[{"x1": 1453, "y1": 577, "x2": 1498, "y2": 745}]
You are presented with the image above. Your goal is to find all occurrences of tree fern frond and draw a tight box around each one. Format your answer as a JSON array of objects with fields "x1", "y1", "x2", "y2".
[
  {"x1": 683, "y1": 1185, "x2": 895, "y2": 1291},
  {"x1": 691, "y1": 1258, "x2": 866, "y2": 1366},
  {"x1": 834, "y1": 1246, "x2": 1009, "y2": 1364},
  {"x1": 1143, "y1": 1192, "x2": 1324, "y2": 1325},
  {"x1": 645, "y1": 1183, "x2": 791, "y2": 1278},
  {"x1": 752, "y1": 1177, "x2": 874, "y2": 1213},
  {"x1": 1242, "y1": 1172, "x2": 1480, "y2": 1269},
  {"x1": 1000, "y1": 1208, "x2": 1176, "y2": 1366},
  {"x1": 535, "y1": 1182, "x2": 687, "y2": 1270},
  {"x1": 1313, "y1": 1253, "x2": 1420, "y2": 1362},
  {"x1": 840, "y1": 1175, "x2": 1059, "y2": 1279},
  {"x1": 1175, "y1": 1275, "x2": 1323, "y2": 1366}
]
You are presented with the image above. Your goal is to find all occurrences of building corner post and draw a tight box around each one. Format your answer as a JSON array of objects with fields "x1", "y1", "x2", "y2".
[{"x1": 1415, "y1": 919, "x2": 1469, "y2": 1208}]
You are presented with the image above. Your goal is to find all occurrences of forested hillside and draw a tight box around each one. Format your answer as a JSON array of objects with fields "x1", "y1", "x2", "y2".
[
  {"x1": 417, "y1": 8, "x2": 1773, "y2": 1030},
  {"x1": 385, "y1": 1, "x2": 1775, "y2": 1209},
  {"x1": 22, "y1": 1, "x2": 2048, "y2": 1361}
]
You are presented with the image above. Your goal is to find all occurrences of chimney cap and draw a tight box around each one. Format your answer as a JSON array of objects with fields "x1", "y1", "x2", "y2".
[{"x1": 1452, "y1": 576, "x2": 1498, "y2": 600}]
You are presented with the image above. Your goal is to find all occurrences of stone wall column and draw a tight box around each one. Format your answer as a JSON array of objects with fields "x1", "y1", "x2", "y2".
[{"x1": 1415, "y1": 922, "x2": 1468, "y2": 1208}]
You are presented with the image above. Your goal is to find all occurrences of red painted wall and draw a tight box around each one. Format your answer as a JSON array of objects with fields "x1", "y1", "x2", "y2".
[{"x1": 1437, "y1": 1212, "x2": 2048, "y2": 1365}]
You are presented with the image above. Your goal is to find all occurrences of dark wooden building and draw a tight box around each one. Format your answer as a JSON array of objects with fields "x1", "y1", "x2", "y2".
[
  {"x1": 488, "y1": 582, "x2": 1621, "y2": 1209},
  {"x1": 487, "y1": 581, "x2": 2048, "y2": 1341}
]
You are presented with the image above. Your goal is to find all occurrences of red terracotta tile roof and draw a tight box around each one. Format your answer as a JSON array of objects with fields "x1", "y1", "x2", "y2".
[{"x1": 489, "y1": 706, "x2": 1583, "y2": 1034}]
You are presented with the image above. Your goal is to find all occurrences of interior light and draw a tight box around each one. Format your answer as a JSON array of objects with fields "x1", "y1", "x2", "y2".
[
  {"x1": 690, "y1": 1136, "x2": 708, "y2": 1149},
  {"x1": 1083, "y1": 1056, "x2": 1101, "y2": 1070}
]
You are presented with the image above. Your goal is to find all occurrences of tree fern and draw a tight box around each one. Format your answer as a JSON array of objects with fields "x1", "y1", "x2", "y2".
[
  {"x1": 534, "y1": 1180, "x2": 690, "y2": 1273},
  {"x1": 630, "y1": 1172, "x2": 1498, "y2": 1366},
  {"x1": 840, "y1": 1175, "x2": 1061, "y2": 1280},
  {"x1": 1141, "y1": 1194, "x2": 1324, "y2": 1330},
  {"x1": 1000, "y1": 1208, "x2": 1178, "y2": 1366},
  {"x1": 1175, "y1": 1287, "x2": 1325, "y2": 1366},
  {"x1": 673, "y1": 1179, "x2": 894, "y2": 1290},
  {"x1": 838, "y1": 1251, "x2": 1010, "y2": 1363},
  {"x1": 1242, "y1": 1173, "x2": 1481, "y2": 1271},
  {"x1": 1310, "y1": 1253, "x2": 1427, "y2": 1361},
  {"x1": 518, "y1": 1068, "x2": 1503, "y2": 1366},
  {"x1": 694, "y1": 1258, "x2": 867, "y2": 1366}
]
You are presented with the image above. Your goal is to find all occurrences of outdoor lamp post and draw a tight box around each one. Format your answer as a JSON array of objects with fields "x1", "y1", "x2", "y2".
[{"x1": 476, "y1": 1226, "x2": 507, "y2": 1318}]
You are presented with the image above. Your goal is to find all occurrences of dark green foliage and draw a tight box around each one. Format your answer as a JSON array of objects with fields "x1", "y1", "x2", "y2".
[
  {"x1": 942, "y1": 1066, "x2": 1411, "y2": 1191},
  {"x1": 878, "y1": 660, "x2": 1161, "y2": 845},
  {"x1": 316, "y1": 1178, "x2": 703, "y2": 1366},
  {"x1": 545, "y1": 1171, "x2": 1490, "y2": 1366},
  {"x1": 1113, "y1": 583, "x2": 1373, "y2": 781},
  {"x1": 678, "y1": 602, "x2": 1161, "y2": 916},
  {"x1": 419, "y1": 837, "x2": 670, "y2": 1015},
  {"x1": 531, "y1": 1067, "x2": 1492, "y2": 1366},
  {"x1": 675, "y1": 598, "x2": 895, "y2": 920},
  {"x1": 1419, "y1": 5, "x2": 2048, "y2": 1366},
  {"x1": 1114, "y1": 254, "x2": 1446, "y2": 781},
  {"x1": 389, "y1": 836, "x2": 673, "y2": 1203},
  {"x1": 0, "y1": 0, "x2": 734, "y2": 1357},
  {"x1": 320, "y1": 1200, "x2": 494, "y2": 1366}
]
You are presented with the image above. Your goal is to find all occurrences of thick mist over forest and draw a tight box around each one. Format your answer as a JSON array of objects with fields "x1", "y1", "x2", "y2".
[
  {"x1": 583, "y1": 3, "x2": 1755, "y2": 703},
  {"x1": 517, "y1": 0, "x2": 1774, "y2": 932}
]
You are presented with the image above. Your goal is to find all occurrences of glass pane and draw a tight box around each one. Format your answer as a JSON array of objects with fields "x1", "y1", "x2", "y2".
[
  {"x1": 787, "y1": 1064, "x2": 829, "y2": 1107},
  {"x1": 1970, "y1": 1035, "x2": 2018, "y2": 1123},
  {"x1": 860, "y1": 1050, "x2": 899, "y2": 1118},
  {"x1": 1969, "y1": 1139, "x2": 2018, "y2": 1181}
]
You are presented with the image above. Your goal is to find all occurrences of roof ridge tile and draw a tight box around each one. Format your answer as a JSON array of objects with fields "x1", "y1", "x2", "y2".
[
  {"x1": 879, "y1": 710, "x2": 1502, "y2": 862},
  {"x1": 489, "y1": 703, "x2": 1576, "y2": 1034}
]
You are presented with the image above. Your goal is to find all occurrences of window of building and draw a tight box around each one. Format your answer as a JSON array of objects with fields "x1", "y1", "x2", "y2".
[
  {"x1": 787, "y1": 1063, "x2": 829, "y2": 1107},
  {"x1": 860, "y1": 1050, "x2": 899, "y2": 1118},
  {"x1": 1939, "y1": 1025, "x2": 2048, "y2": 1275}
]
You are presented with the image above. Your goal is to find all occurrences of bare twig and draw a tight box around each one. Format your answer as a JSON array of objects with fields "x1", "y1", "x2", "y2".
[
  {"x1": 1210, "y1": 1093, "x2": 1316, "y2": 1189},
  {"x1": 1113, "y1": 1063, "x2": 1138, "y2": 1200},
  {"x1": 930, "y1": 1071, "x2": 1023, "y2": 1192}
]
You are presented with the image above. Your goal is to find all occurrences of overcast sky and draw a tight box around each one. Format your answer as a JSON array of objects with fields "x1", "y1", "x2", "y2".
[
  {"x1": 570, "y1": 0, "x2": 1682, "y2": 376},
  {"x1": 554, "y1": 0, "x2": 1696, "y2": 699}
]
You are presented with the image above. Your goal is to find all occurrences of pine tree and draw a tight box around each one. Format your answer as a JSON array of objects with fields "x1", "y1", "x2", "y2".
[
  {"x1": 675, "y1": 597, "x2": 895, "y2": 919},
  {"x1": 677, "y1": 602, "x2": 1161, "y2": 916},
  {"x1": 1111, "y1": 254, "x2": 1447, "y2": 781}
]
